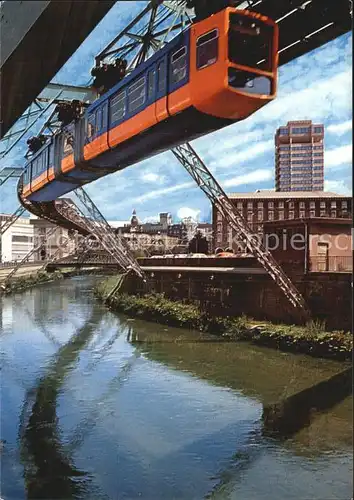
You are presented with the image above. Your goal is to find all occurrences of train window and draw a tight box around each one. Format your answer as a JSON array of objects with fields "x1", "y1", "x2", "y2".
[
  {"x1": 63, "y1": 134, "x2": 74, "y2": 156},
  {"x1": 148, "y1": 69, "x2": 156, "y2": 99},
  {"x1": 229, "y1": 13, "x2": 272, "y2": 71},
  {"x1": 158, "y1": 61, "x2": 166, "y2": 92},
  {"x1": 128, "y1": 77, "x2": 146, "y2": 112},
  {"x1": 87, "y1": 113, "x2": 95, "y2": 138},
  {"x1": 49, "y1": 144, "x2": 54, "y2": 166},
  {"x1": 171, "y1": 46, "x2": 187, "y2": 84},
  {"x1": 24, "y1": 166, "x2": 30, "y2": 184},
  {"x1": 96, "y1": 108, "x2": 103, "y2": 132},
  {"x1": 196, "y1": 29, "x2": 218, "y2": 70},
  {"x1": 110, "y1": 90, "x2": 126, "y2": 122}
]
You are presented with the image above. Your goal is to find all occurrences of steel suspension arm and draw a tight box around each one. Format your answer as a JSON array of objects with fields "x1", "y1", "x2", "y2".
[{"x1": 171, "y1": 143, "x2": 310, "y2": 318}]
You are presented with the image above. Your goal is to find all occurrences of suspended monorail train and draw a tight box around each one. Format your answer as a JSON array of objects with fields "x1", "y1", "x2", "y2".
[{"x1": 20, "y1": 7, "x2": 278, "y2": 202}]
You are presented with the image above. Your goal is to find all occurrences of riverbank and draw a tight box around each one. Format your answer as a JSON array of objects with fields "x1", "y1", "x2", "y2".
[
  {"x1": 96, "y1": 276, "x2": 352, "y2": 361},
  {"x1": 0, "y1": 270, "x2": 65, "y2": 295}
]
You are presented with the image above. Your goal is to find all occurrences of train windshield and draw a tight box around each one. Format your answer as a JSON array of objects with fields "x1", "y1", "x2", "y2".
[{"x1": 228, "y1": 13, "x2": 273, "y2": 71}]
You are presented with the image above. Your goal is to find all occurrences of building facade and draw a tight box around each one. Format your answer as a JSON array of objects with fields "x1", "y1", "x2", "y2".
[
  {"x1": 30, "y1": 216, "x2": 75, "y2": 261},
  {"x1": 0, "y1": 214, "x2": 34, "y2": 262},
  {"x1": 275, "y1": 120, "x2": 324, "y2": 192},
  {"x1": 212, "y1": 190, "x2": 352, "y2": 251},
  {"x1": 263, "y1": 218, "x2": 352, "y2": 273}
]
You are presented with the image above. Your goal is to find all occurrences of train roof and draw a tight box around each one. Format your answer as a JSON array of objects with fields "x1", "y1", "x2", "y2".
[{"x1": 86, "y1": 27, "x2": 189, "y2": 113}]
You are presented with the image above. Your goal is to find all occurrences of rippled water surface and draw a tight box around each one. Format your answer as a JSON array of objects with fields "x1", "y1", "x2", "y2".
[{"x1": 0, "y1": 276, "x2": 352, "y2": 499}]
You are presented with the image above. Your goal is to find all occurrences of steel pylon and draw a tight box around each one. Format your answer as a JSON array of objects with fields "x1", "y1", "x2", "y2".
[{"x1": 171, "y1": 143, "x2": 310, "y2": 317}]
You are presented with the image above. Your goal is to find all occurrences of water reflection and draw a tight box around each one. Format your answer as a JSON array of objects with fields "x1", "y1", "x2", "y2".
[
  {"x1": 1, "y1": 277, "x2": 352, "y2": 500},
  {"x1": 19, "y1": 308, "x2": 104, "y2": 499}
]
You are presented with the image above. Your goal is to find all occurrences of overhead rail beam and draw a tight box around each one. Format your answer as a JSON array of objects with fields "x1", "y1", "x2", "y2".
[{"x1": 0, "y1": 0, "x2": 115, "y2": 138}]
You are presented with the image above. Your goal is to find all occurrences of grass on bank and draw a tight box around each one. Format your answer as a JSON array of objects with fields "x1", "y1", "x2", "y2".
[
  {"x1": 0, "y1": 270, "x2": 64, "y2": 294},
  {"x1": 96, "y1": 277, "x2": 352, "y2": 361}
]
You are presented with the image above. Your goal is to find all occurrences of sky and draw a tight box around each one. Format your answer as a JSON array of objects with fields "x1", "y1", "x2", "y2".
[{"x1": 0, "y1": 2, "x2": 352, "y2": 223}]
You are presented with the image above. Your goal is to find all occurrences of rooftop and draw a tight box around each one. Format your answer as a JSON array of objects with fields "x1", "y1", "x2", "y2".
[
  {"x1": 227, "y1": 190, "x2": 349, "y2": 199},
  {"x1": 263, "y1": 217, "x2": 352, "y2": 227}
]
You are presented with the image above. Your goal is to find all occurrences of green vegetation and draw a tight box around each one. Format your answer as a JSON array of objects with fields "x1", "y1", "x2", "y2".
[
  {"x1": 96, "y1": 277, "x2": 352, "y2": 361},
  {"x1": 0, "y1": 270, "x2": 64, "y2": 295}
]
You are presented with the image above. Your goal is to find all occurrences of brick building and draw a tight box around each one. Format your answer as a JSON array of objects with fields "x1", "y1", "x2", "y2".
[
  {"x1": 263, "y1": 218, "x2": 352, "y2": 273},
  {"x1": 212, "y1": 190, "x2": 352, "y2": 251},
  {"x1": 275, "y1": 120, "x2": 324, "y2": 191}
]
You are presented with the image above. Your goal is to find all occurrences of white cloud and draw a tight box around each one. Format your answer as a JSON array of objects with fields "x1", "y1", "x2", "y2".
[
  {"x1": 327, "y1": 120, "x2": 352, "y2": 135},
  {"x1": 324, "y1": 180, "x2": 352, "y2": 196},
  {"x1": 223, "y1": 169, "x2": 273, "y2": 188},
  {"x1": 142, "y1": 215, "x2": 159, "y2": 223},
  {"x1": 177, "y1": 207, "x2": 201, "y2": 221},
  {"x1": 325, "y1": 144, "x2": 352, "y2": 169},
  {"x1": 120, "y1": 181, "x2": 195, "y2": 206},
  {"x1": 211, "y1": 141, "x2": 274, "y2": 171},
  {"x1": 141, "y1": 172, "x2": 166, "y2": 184}
]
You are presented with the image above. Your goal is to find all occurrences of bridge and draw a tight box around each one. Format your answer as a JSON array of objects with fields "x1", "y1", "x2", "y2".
[{"x1": 0, "y1": 0, "x2": 352, "y2": 321}]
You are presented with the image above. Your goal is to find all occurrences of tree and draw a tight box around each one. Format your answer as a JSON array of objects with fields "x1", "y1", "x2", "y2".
[{"x1": 188, "y1": 231, "x2": 208, "y2": 254}]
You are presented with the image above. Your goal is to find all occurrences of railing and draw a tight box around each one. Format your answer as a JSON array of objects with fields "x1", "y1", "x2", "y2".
[
  {"x1": 309, "y1": 256, "x2": 352, "y2": 272},
  {"x1": 0, "y1": 260, "x2": 47, "y2": 269}
]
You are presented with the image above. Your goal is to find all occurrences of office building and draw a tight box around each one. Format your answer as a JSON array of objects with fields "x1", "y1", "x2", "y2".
[{"x1": 275, "y1": 120, "x2": 324, "y2": 191}]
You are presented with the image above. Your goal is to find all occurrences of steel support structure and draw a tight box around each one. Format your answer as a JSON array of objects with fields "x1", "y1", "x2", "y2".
[
  {"x1": 0, "y1": 206, "x2": 26, "y2": 236},
  {"x1": 71, "y1": 187, "x2": 145, "y2": 279},
  {"x1": 0, "y1": 83, "x2": 97, "y2": 161},
  {"x1": 171, "y1": 143, "x2": 310, "y2": 317}
]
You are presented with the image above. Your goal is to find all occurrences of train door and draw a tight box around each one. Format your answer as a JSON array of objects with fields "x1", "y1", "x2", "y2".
[{"x1": 155, "y1": 54, "x2": 169, "y2": 122}]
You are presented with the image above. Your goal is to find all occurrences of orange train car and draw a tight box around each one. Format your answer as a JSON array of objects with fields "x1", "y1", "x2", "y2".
[{"x1": 20, "y1": 7, "x2": 279, "y2": 202}]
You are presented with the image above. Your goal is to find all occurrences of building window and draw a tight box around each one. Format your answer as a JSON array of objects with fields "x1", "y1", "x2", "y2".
[
  {"x1": 279, "y1": 128, "x2": 288, "y2": 135},
  {"x1": 289, "y1": 211, "x2": 294, "y2": 219},
  {"x1": 217, "y1": 223, "x2": 222, "y2": 233},
  {"x1": 247, "y1": 202, "x2": 253, "y2": 209},
  {"x1": 320, "y1": 210, "x2": 326, "y2": 217},
  {"x1": 278, "y1": 211, "x2": 284, "y2": 220},
  {"x1": 237, "y1": 202, "x2": 243, "y2": 210},
  {"x1": 310, "y1": 201, "x2": 315, "y2": 209},
  {"x1": 247, "y1": 213, "x2": 253, "y2": 222},
  {"x1": 278, "y1": 202, "x2": 284, "y2": 209},
  {"x1": 320, "y1": 201, "x2": 326, "y2": 208},
  {"x1": 268, "y1": 202, "x2": 274, "y2": 209},
  {"x1": 268, "y1": 211, "x2": 274, "y2": 220},
  {"x1": 257, "y1": 211, "x2": 263, "y2": 221},
  {"x1": 217, "y1": 233, "x2": 222, "y2": 243},
  {"x1": 299, "y1": 202, "x2": 305, "y2": 209},
  {"x1": 342, "y1": 201, "x2": 347, "y2": 209},
  {"x1": 331, "y1": 210, "x2": 337, "y2": 218},
  {"x1": 313, "y1": 126, "x2": 323, "y2": 133},
  {"x1": 257, "y1": 202, "x2": 263, "y2": 208},
  {"x1": 291, "y1": 127, "x2": 310, "y2": 134},
  {"x1": 288, "y1": 201, "x2": 294, "y2": 209},
  {"x1": 309, "y1": 210, "x2": 315, "y2": 217},
  {"x1": 299, "y1": 210, "x2": 305, "y2": 218}
]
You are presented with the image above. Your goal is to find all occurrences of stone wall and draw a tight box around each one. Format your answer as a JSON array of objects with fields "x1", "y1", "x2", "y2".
[{"x1": 128, "y1": 260, "x2": 351, "y2": 330}]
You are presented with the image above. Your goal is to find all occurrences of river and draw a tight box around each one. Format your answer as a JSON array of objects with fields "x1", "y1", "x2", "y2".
[{"x1": 0, "y1": 276, "x2": 352, "y2": 500}]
